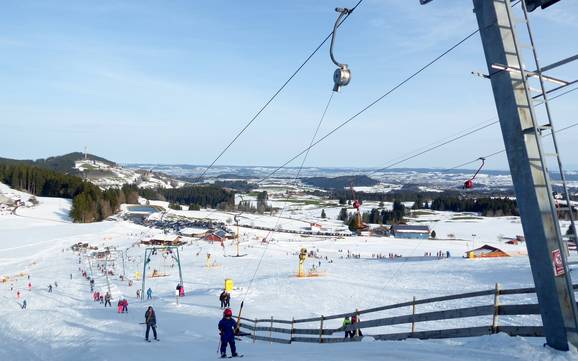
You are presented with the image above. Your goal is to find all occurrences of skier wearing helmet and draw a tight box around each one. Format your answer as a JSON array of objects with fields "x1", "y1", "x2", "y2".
[{"x1": 218, "y1": 308, "x2": 239, "y2": 358}]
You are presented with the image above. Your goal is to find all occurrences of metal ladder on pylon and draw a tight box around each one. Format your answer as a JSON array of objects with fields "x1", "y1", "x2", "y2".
[{"x1": 505, "y1": 1, "x2": 578, "y2": 254}]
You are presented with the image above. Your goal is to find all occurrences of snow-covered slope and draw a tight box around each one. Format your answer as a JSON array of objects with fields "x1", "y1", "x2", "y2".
[
  {"x1": 1, "y1": 184, "x2": 577, "y2": 361},
  {"x1": 75, "y1": 159, "x2": 185, "y2": 189}
]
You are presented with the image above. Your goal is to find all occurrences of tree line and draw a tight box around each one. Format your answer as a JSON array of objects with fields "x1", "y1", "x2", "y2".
[
  {"x1": 0, "y1": 163, "x2": 138, "y2": 223},
  {"x1": 237, "y1": 191, "x2": 272, "y2": 214},
  {"x1": 430, "y1": 196, "x2": 518, "y2": 216},
  {"x1": 137, "y1": 185, "x2": 235, "y2": 210},
  {"x1": 333, "y1": 196, "x2": 520, "y2": 229}
]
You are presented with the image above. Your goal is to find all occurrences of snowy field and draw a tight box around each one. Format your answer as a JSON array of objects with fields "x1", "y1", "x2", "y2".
[{"x1": 1, "y1": 186, "x2": 578, "y2": 361}]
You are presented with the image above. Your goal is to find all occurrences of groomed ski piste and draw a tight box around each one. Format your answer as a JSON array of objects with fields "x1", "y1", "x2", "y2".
[{"x1": 1, "y1": 183, "x2": 577, "y2": 361}]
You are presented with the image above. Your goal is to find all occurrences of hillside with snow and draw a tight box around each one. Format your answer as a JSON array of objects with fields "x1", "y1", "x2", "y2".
[
  {"x1": 75, "y1": 159, "x2": 185, "y2": 189},
  {"x1": 1, "y1": 183, "x2": 578, "y2": 361}
]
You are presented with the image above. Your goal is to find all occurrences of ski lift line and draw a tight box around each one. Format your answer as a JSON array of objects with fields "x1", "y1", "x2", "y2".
[
  {"x1": 371, "y1": 117, "x2": 500, "y2": 168},
  {"x1": 241, "y1": 91, "x2": 336, "y2": 303},
  {"x1": 320, "y1": 82, "x2": 577, "y2": 179},
  {"x1": 367, "y1": 121, "x2": 498, "y2": 176},
  {"x1": 192, "y1": 0, "x2": 364, "y2": 184},
  {"x1": 542, "y1": 85, "x2": 578, "y2": 103},
  {"x1": 445, "y1": 121, "x2": 578, "y2": 172},
  {"x1": 255, "y1": 28, "x2": 481, "y2": 185},
  {"x1": 373, "y1": 84, "x2": 578, "y2": 175}
]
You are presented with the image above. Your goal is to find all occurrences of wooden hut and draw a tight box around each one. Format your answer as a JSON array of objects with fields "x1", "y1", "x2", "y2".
[{"x1": 465, "y1": 244, "x2": 509, "y2": 259}]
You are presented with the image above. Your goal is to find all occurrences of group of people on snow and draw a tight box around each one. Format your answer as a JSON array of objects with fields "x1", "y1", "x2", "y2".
[
  {"x1": 342, "y1": 314, "x2": 363, "y2": 338},
  {"x1": 117, "y1": 298, "x2": 129, "y2": 313}
]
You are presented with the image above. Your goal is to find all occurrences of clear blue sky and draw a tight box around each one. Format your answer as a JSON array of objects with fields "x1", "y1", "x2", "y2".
[{"x1": 1, "y1": 0, "x2": 577, "y2": 170}]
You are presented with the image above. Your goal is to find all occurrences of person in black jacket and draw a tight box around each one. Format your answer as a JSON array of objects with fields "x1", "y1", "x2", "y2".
[
  {"x1": 145, "y1": 306, "x2": 158, "y2": 342},
  {"x1": 219, "y1": 290, "x2": 227, "y2": 309}
]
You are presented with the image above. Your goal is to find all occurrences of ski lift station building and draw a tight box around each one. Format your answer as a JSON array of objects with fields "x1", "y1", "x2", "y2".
[{"x1": 391, "y1": 224, "x2": 431, "y2": 239}]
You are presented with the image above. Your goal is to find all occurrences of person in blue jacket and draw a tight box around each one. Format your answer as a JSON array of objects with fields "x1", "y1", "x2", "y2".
[{"x1": 218, "y1": 308, "x2": 238, "y2": 358}]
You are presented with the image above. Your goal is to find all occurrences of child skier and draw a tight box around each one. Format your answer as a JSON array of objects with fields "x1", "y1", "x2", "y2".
[
  {"x1": 343, "y1": 316, "x2": 353, "y2": 338},
  {"x1": 146, "y1": 288, "x2": 153, "y2": 300},
  {"x1": 218, "y1": 308, "x2": 239, "y2": 358},
  {"x1": 145, "y1": 306, "x2": 158, "y2": 342}
]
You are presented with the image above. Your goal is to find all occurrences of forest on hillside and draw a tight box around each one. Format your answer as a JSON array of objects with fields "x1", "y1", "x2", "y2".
[
  {"x1": 301, "y1": 175, "x2": 379, "y2": 190},
  {"x1": 0, "y1": 152, "x2": 115, "y2": 173},
  {"x1": 0, "y1": 163, "x2": 137, "y2": 223},
  {"x1": 137, "y1": 185, "x2": 235, "y2": 210}
]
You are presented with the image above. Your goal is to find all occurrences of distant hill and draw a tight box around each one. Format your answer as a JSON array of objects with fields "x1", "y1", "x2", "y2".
[
  {"x1": 0, "y1": 152, "x2": 115, "y2": 174},
  {"x1": 301, "y1": 175, "x2": 379, "y2": 190}
]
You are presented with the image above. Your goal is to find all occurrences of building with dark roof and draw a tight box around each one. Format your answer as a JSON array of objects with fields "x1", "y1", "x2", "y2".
[{"x1": 392, "y1": 224, "x2": 431, "y2": 239}]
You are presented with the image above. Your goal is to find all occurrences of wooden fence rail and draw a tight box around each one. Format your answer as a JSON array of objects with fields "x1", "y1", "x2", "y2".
[{"x1": 237, "y1": 284, "x2": 577, "y2": 344}]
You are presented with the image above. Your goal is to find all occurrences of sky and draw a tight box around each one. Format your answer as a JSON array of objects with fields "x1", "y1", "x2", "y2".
[{"x1": 0, "y1": 0, "x2": 577, "y2": 170}]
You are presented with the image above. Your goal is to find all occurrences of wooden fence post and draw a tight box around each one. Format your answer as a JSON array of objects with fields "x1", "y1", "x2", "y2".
[
  {"x1": 492, "y1": 283, "x2": 500, "y2": 333},
  {"x1": 355, "y1": 309, "x2": 360, "y2": 337},
  {"x1": 290, "y1": 317, "x2": 295, "y2": 344},
  {"x1": 253, "y1": 318, "x2": 257, "y2": 343},
  {"x1": 270, "y1": 316, "x2": 273, "y2": 344},
  {"x1": 411, "y1": 296, "x2": 416, "y2": 335},
  {"x1": 319, "y1": 315, "x2": 324, "y2": 343}
]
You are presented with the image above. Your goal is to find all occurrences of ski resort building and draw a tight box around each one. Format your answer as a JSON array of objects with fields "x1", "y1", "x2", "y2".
[
  {"x1": 392, "y1": 225, "x2": 430, "y2": 239},
  {"x1": 465, "y1": 245, "x2": 510, "y2": 259}
]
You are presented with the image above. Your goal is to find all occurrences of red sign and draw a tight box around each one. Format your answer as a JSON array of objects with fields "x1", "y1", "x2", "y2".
[{"x1": 552, "y1": 249, "x2": 565, "y2": 277}]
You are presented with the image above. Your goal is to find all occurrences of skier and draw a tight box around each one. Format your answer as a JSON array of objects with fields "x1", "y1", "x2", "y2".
[
  {"x1": 48, "y1": 284, "x2": 52, "y2": 293},
  {"x1": 117, "y1": 299, "x2": 123, "y2": 313},
  {"x1": 21, "y1": 299, "x2": 27, "y2": 310},
  {"x1": 218, "y1": 308, "x2": 239, "y2": 358},
  {"x1": 16, "y1": 290, "x2": 20, "y2": 299},
  {"x1": 28, "y1": 282, "x2": 32, "y2": 291},
  {"x1": 54, "y1": 281, "x2": 58, "y2": 288},
  {"x1": 146, "y1": 287, "x2": 153, "y2": 300},
  {"x1": 342, "y1": 316, "x2": 353, "y2": 338},
  {"x1": 123, "y1": 299, "x2": 128, "y2": 313},
  {"x1": 224, "y1": 292, "x2": 231, "y2": 308},
  {"x1": 219, "y1": 290, "x2": 226, "y2": 309},
  {"x1": 144, "y1": 306, "x2": 158, "y2": 342},
  {"x1": 104, "y1": 292, "x2": 112, "y2": 307},
  {"x1": 136, "y1": 289, "x2": 141, "y2": 299},
  {"x1": 351, "y1": 314, "x2": 363, "y2": 337}
]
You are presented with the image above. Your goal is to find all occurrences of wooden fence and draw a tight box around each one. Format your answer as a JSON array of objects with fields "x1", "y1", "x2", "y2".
[{"x1": 238, "y1": 284, "x2": 578, "y2": 344}]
